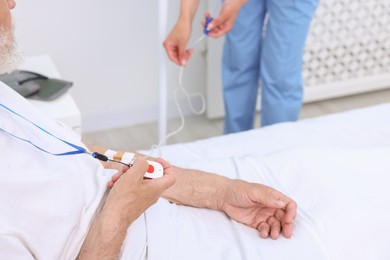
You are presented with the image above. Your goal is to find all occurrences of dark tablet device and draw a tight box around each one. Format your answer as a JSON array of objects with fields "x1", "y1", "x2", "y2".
[
  {"x1": 28, "y1": 77, "x2": 73, "y2": 101},
  {"x1": 0, "y1": 70, "x2": 41, "y2": 97},
  {"x1": 0, "y1": 70, "x2": 73, "y2": 101}
]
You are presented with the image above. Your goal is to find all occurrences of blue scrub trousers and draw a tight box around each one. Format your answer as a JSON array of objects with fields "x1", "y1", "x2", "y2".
[{"x1": 222, "y1": 0, "x2": 319, "y2": 133}]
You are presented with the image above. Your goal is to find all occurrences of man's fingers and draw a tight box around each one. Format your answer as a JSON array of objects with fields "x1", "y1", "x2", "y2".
[
  {"x1": 269, "y1": 191, "x2": 297, "y2": 213},
  {"x1": 153, "y1": 157, "x2": 171, "y2": 170},
  {"x1": 107, "y1": 180, "x2": 114, "y2": 189},
  {"x1": 268, "y1": 216, "x2": 281, "y2": 240},
  {"x1": 285, "y1": 201, "x2": 297, "y2": 224},
  {"x1": 146, "y1": 170, "x2": 176, "y2": 193},
  {"x1": 107, "y1": 166, "x2": 128, "y2": 188},
  {"x1": 251, "y1": 187, "x2": 287, "y2": 209},
  {"x1": 144, "y1": 158, "x2": 176, "y2": 191},
  {"x1": 281, "y1": 222, "x2": 294, "y2": 239},
  {"x1": 111, "y1": 172, "x2": 122, "y2": 183},
  {"x1": 252, "y1": 187, "x2": 297, "y2": 239},
  {"x1": 275, "y1": 208, "x2": 285, "y2": 221},
  {"x1": 125, "y1": 158, "x2": 149, "y2": 181},
  {"x1": 257, "y1": 222, "x2": 271, "y2": 239},
  {"x1": 275, "y1": 204, "x2": 295, "y2": 238}
]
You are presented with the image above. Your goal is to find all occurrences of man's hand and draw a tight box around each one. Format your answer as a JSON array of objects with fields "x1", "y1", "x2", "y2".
[
  {"x1": 78, "y1": 158, "x2": 175, "y2": 259},
  {"x1": 218, "y1": 180, "x2": 297, "y2": 239},
  {"x1": 107, "y1": 156, "x2": 297, "y2": 240},
  {"x1": 159, "y1": 159, "x2": 297, "y2": 239},
  {"x1": 103, "y1": 157, "x2": 176, "y2": 224},
  {"x1": 163, "y1": 21, "x2": 193, "y2": 66},
  {"x1": 204, "y1": 0, "x2": 248, "y2": 38}
]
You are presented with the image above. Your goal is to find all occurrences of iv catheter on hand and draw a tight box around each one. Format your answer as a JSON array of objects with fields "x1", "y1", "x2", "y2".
[{"x1": 0, "y1": 103, "x2": 164, "y2": 178}]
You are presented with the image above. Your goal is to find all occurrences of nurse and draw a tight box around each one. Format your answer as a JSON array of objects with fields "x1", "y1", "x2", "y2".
[{"x1": 164, "y1": 0, "x2": 319, "y2": 133}]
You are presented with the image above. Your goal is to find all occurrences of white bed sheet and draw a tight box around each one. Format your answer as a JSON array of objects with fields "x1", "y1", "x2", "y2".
[{"x1": 129, "y1": 104, "x2": 390, "y2": 260}]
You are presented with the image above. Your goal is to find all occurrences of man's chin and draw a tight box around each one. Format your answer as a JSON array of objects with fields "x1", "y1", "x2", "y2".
[
  {"x1": 0, "y1": 24, "x2": 22, "y2": 75},
  {"x1": 0, "y1": 39, "x2": 22, "y2": 75},
  {"x1": 0, "y1": 54, "x2": 22, "y2": 75}
]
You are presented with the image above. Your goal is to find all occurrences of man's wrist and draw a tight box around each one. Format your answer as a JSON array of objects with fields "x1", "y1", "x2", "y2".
[
  {"x1": 190, "y1": 172, "x2": 231, "y2": 212},
  {"x1": 78, "y1": 208, "x2": 130, "y2": 259},
  {"x1": 214, "y1": 178, "x2": 233, "y2": 212}
]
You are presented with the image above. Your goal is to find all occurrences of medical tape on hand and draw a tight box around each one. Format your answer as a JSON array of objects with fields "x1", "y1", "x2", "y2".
[
  {"x1": 104, "y1": 149, "x2": 135, "y2": 165},
  {"x1": 104, "y1": 149, "x2": 117, "y2": 160},
  {"x1": 121, "y1": 152, "x2": 135, "y2": 165}
]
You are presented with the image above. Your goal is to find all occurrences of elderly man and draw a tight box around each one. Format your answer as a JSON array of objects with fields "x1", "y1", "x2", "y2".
[{"x1": 0, "y1": 1, "x2": 296, "y2": 259}]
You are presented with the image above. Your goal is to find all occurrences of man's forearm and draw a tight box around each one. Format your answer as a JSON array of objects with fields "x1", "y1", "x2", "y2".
[
  {"x1": 77, "y1": 211, "x2": 130, "y2": 259},
  {"x1": 162, "y1": 167, "x2": 230, "y2": 211},
  {"x1": 77, "y1": 155, "x2": 167, "y2": 259},
  {"x1": 84, "y1": 143, "x2": 228, "y2": 211}
]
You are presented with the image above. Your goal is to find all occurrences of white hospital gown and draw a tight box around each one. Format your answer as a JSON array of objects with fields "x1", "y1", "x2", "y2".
[{"x1": 0, "y1": 83, "x2": 109, "y2": 259}]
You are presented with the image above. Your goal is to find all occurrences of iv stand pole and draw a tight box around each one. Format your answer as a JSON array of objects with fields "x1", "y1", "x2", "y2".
[{"x1": 158, "y1": 0, "x2": 168, "y2": 145}]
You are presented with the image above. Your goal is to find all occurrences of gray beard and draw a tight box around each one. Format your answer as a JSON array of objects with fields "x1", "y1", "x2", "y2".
[{"x1": 0, "y1": 21, "x2": 22, "y2": 75}]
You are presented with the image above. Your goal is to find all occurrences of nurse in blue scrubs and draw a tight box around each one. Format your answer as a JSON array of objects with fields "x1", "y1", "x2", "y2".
[{"x1": 164, "y1": 0, "x2": 319, "y2": 134}]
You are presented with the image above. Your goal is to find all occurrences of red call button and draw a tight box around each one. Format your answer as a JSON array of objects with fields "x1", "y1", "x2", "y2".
[{"x1": 147, "y1": 164, "x2": 154, "y2": 174}]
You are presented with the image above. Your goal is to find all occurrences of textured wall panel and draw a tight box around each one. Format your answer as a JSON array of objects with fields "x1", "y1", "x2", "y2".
[{"x1": 304, "y1": 0, "x2": 390, "y2": 88}]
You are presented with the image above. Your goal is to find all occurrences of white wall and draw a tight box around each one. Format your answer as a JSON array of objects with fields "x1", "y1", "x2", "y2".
[{"x1": 13, "y1": 0, "x2": 207, "y2": 133}]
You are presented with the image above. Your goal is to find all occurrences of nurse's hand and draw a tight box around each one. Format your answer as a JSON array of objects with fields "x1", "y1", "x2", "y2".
[
  {"x1": 204, "y1": 0, "x2": 248, "y2": 38},
  {"x1": 163, "y1": 21, "x2": 193, "y2": 66}
]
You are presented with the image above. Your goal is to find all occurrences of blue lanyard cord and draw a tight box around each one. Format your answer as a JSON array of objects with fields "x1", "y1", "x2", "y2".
[{"x1": 0, "y1": 103, "x2": 87, "y2": 156}]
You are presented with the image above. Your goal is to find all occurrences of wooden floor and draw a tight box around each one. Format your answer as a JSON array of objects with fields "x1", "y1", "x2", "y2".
[{"x1": 83, "y1": 88, "x2": 390, "y2": 151}]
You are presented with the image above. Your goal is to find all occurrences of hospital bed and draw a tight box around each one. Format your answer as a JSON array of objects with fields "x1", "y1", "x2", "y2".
[{"x1": 121, "y1": 103, "x2": 390, "y2": 260}]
